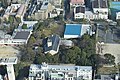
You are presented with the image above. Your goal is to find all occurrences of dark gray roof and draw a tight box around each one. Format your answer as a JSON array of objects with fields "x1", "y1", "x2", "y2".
[
  {"x1": 76, "y1": 6, "x2": 85, "y2": 13},
  {"x1": 92, "y1": 0, "x2": 99, "y2": 8},
  {"x1": 43, "y1": 35, "x2": 60, "y2": 52},
  {"x1": 92, "y1": 0, "x2": 108, "y2": 8},
  {"x1": 13, "y1": 31, "x2": 30, "y2": 40}
]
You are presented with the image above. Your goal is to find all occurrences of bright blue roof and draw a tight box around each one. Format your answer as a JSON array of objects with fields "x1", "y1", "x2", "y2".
[
  {"x1": 64, "y1": 24, "x2": 82, "y2": 35},
  {"x1": 111, "y1": 1, "x2": 120, "y2": 5},
  {"x1": 111, "y1": 2, "x2": 120, "y2": 10}
]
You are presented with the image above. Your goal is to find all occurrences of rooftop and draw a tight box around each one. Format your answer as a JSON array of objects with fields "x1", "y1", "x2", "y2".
[
  {"x1": 71, "y1": 0, "x2": 84, "y2": 4},
  {"x1": 0, "y1": 46, "x2": 19, "y2": 57},
  {"x1": 64, "y1": 24, "x2": 82, "y2": 36},
  {"x1": 43, "y1": 35, "x2": 60, "y2": 54},
  {"x1": 92, "y1": 0, "x2": 108, "y2": 8},
  {"x1": 41, "y1": 1, "x2": 49, "y2": 10},
  {"x1": 13, "y1": 31, "x2": 30, "y2": 40},
  {"x1": 110, "y1": 1, "x2": 120, "y2": 10},
  {"x1": 76, "y1": 6, "x2": 85, "y2": 13},
  {"x1": 30, "y1": 63, "x2": 92, "y2": 71}
]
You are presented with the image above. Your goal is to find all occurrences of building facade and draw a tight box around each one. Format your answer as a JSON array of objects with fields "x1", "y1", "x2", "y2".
[{"x1": 29, "y1": 63, "x2": 92, "y2": 80}]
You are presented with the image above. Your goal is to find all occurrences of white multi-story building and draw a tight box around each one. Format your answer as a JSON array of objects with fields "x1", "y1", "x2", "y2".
[
  {"x1": 29, "y1": 63, "x2": 92, "y2": 80},
  {"x1": 74, "y1": 0, "x2": 108, "y2": 20},
  {"x1": 0, "y1": 57, "x2": 18, "y2": 80},
  {"x1": 116, "y1": 12, "x2": 120, "y2": 19}
]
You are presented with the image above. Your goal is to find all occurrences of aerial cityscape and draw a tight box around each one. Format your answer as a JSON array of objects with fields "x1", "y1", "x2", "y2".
[{"x1": 0, "y1": 0, "x2": 120, "y2": 80}]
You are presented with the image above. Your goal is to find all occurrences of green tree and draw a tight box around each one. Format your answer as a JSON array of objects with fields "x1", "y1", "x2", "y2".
[
  {"x1": 104, "y1": 53, "x2": 115, "y2": 65},
  {"x1": 65, "y1": 46, "x2": 81, "y2": 63},
  {"x1": 8, "y1": 16, "x2": 14, "y2": 25},
  {"x1": 21, "y1": 47, "x2": 35, "y2": 62},
  {"x1": 89, "y1": 54, "x2": 104, "y2": 74},
  {"x1": 28, "y1": 36, "x2": 36, "y2": 46},
  {"x1": 22, "y1": 24, "x2": 27, "y2": 29}
]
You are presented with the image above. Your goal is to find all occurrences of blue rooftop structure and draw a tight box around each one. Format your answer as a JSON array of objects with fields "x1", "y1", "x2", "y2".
[
  {"x1": 110, "y1": 2, "x2": 120, "y2": 10},
  {"x1": 110, "y1": 1, "x2": 120, "y2": 20},
  {"x1": 64, "y1": 24, "x2": 82, "y2": 35}
]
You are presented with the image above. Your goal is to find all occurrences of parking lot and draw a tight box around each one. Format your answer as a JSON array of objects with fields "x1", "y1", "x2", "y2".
[{"x1": 97, "y1": 24, "x2": 120, "y2": 43}]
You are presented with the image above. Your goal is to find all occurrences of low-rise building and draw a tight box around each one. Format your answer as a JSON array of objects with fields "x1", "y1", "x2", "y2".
[
  {"x1": 16, "y1": 4, "x2": 27, "y2": 20},
  {"x1": 43, "y1": 35, "x2": 61, "y2": 55},
  {"x1": 3, "y1": 4, "x2": 26, "y2": 21},
  {"x1": 29, "y1": 1, "x2": 55, "y2": 20},
  {"x1": 0, "y1": 29, "x2": 32, "y2": 46},
  {"x1": 29, "y1": 63, "x2": 92, "y2": 80},
  {"x1": 74, "y1": 0, "x2": 108, "y2": 20},
  {"x1": 64, "y1": 24, "x2": 92, "y2": 39}
]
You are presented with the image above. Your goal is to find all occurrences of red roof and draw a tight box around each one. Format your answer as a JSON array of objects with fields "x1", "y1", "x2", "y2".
[{"x1": 71, "y1": 0, "x2": 84, "y2": 4}]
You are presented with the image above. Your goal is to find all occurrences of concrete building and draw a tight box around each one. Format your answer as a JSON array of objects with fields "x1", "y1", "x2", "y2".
[
  {"x1": 29, "y1": 63, "x2": 92, "y2": 80},
  {"x1": 3, "y1": 4, "x2": 21, "y2": 20},
  {"x1": 43, "y1": 35, "x2": 61, "y2": 55},
  {"x1": 73, "y1": 0, "x2": 108, "y2": 20},
  {"x1": 3, "y1": 3, "x2": 26, "y2": 21},
  {"x1": 74, "y1": 6, "x2": 85, "y2": 19},
  {"x1": 0, "y1": 57, "x2": 18, "y2": 80},
  {"x1": 91, "y1": 0, "x2": 108, "y2": 19},
  {"x1": 28, "y1": 0, "x2": 63, "y2": 20},
  {"x1": 64, "y1": 24, "x2": 92, "y2": 39},
  {"x1": 16, "y1": 4, "x2": 27, "y2": 20},
  {"x1": 0, "y1": 29, "x2": 32, "y2": 46},
  {"x1": 30, "y1": 1, "x2": 55, "y2": 20}
]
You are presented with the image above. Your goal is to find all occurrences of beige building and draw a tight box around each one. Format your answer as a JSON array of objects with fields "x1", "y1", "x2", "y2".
[
  {"x1": 30, "y1": 1, "x2": 55, "y2": 20},
  {"x1": 16, "y1": 4, "x2": 26, "y2": 20}
]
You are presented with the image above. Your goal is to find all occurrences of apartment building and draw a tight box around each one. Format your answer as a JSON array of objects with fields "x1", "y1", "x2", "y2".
[
  {"x1": 74, "y1": 0, "x2": 108, "y2": 20},
  {"x1": 29, "y1": 63, "x2": 92, "y2": 80}
]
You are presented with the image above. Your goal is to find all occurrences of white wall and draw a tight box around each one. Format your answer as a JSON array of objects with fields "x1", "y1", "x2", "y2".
[
  {"x1": 64, "y1": 35, "x2": 80, "y2": 39},
  {"x1": 75, "y1": 13, "x2": 84, "y2": 19},
  {"x1": 93, "y1": 8, "x2": 108, "y2": 14},
  {"x1": 116, "y1": 12, "x2": 120, "y2": 19}
]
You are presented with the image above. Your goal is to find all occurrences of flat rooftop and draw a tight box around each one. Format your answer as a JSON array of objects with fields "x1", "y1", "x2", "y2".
[
  {"x1": 64, "y1": 24, "x2": 82, "y2": 36},
  {"x1": 13, "y1": 31, "x2": 30, "y2": 40},
  {"x1": 0, "y1": 46, "x2": 19, "y2": 57}
]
